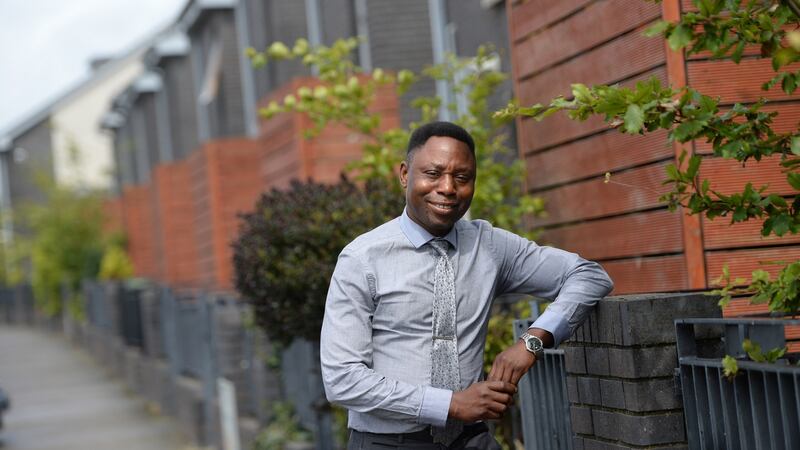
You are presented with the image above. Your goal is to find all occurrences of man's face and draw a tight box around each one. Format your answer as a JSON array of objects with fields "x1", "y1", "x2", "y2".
[{"x1": 399, "y1": 136, "x2": 476, "y2": 236}]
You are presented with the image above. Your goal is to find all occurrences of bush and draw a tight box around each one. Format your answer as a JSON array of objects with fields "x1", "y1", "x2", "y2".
[{"x1": 232, "y1": 176, "x2": 403, "y2": 345}]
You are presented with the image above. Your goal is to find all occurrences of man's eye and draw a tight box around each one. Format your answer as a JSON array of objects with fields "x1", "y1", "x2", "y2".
[{"x1": 425, "y1": 171, "x2": 440, "y2": 177}]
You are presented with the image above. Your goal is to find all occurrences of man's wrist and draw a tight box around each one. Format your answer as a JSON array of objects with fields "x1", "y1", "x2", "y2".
[{"x1": 529, "y1": 327, "x2": 554, "y2": 348}]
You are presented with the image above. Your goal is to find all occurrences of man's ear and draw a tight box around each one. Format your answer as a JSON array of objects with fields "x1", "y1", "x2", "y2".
[{"x1": 399, "y1": 161, "x2": 409, "y2": 189}]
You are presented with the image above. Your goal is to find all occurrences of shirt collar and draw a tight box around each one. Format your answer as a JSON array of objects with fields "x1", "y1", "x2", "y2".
[{"x1": 399, "y1": 208, "x2": 458, "y2": 249}]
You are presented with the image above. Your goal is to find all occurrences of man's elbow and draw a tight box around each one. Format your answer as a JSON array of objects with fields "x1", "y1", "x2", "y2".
[{"x1": 600, "y1": 269, "x2": 614, "y2": 295}]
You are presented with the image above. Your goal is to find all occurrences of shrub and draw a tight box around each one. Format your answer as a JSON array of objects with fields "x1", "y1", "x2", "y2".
[{"x1": 232, "y1": 177, "x2": 403, "y2": 345}]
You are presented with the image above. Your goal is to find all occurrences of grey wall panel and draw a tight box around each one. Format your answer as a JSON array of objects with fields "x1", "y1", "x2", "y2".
[
  {"x1": 265, "y1": 0, "x2": 310, "y2": 90},
  {"x1": 189, "y1": 9, "x2": 247, "y2": 140},
  {"x1": 161, "y1": 56, "x2": 200, "y2": 160},
  {"x1": 320, "y1": 0, "x2": 356, "y2": 44},
  {"x1": 216, "y1": 12, "x2": 247, "y2": 137},
  {"x1": 139, "y1": 93, "x2": 162, "y2": 172},
  {"x1": 366, "y1": 0, "x2": 435, "y2": 125},
  {"x1": 8, "y1": 118, "x2": 53, "y2": 207}
]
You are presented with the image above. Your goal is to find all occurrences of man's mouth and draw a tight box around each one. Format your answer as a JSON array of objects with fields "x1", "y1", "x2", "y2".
[{"x1": 429, "y1": 201, "x2": 458, "y2": 213}]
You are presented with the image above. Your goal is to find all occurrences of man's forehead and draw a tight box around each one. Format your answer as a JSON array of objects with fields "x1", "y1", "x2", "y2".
[{"x1": 413, "y1": 137, "x2": 475, "y2": 166}]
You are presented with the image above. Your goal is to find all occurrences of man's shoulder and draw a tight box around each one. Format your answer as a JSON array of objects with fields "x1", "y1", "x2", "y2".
[
  {"x1": 457, "y1": 218, "x2": 531, "y2": 248},
  {"x1": 342, "y1": 216, "x2": 405, "y2": 255}
]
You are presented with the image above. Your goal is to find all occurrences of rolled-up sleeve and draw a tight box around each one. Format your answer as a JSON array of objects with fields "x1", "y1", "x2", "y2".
[
  {"x1": 490, "y1": 227, "x2": 614, "y2": 347},
  {"x1": 320, "y1": 248, "x2": 448, "y2": 425}
]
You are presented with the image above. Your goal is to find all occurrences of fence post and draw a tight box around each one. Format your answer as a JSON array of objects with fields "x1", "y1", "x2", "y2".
[
  {"x1": 201, "y1": 293, "x2": 219, "y2": 447},
  {"x1": 161, "y1": 287, "x2": 180, "y2": 414},
  {"x1": 311, "y1": 343, "x2": 333, "y2": 450}
]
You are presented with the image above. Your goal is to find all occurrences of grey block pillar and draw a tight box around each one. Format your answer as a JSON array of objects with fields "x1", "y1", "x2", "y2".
[{"x1": 563, "y1": 293, "x2": 721, "y2": 449}]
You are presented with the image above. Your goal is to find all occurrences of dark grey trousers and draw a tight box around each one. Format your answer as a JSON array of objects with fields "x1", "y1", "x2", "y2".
[{"x1": 347, "y1": 425, "x2": 502, "y2": 449}]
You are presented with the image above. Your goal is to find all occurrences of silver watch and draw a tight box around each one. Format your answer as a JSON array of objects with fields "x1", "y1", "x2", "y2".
[{"x1": 520, "y1": 332, "x2": 544, "y2": 358}]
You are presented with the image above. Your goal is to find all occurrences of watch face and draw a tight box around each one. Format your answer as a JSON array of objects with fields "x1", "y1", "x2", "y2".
[{"x1": 526, "y1": 335, "x2": 543, "y2": 353}]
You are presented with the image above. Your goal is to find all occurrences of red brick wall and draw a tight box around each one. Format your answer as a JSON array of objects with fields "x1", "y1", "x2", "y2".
[
  {"x1": 153, "y1": 160, "x2": 198, "y2": 287},
  {"x1": 507, "y1": 0, "x2": 800, "y2": 299},
  {"x1": 121, "y1": 184, "x2": 159, "y2": 279},
  {"x1": 102, "y1": 197, "x2": 124, "y2": 236},
  {"x1": 108, "y1": 75, "x2": 400, "y2": 293},
  {"x1": 187, "y1": 138, "x2": 267, "y2": 291},
  {"x1": 258, "y1": 77, "x2": 401, "y2": 190}
]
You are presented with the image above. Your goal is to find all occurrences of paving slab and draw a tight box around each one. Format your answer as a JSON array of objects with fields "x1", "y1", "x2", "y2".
[{"x1": 0, "y1": 325, "x2": 189, "y2": 450}]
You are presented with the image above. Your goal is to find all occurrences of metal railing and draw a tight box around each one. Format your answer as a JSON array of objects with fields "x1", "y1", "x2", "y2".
[
  {"x1": 676, "y1": 317, "x2": 800, "y2": 450},
  {"x1": 514, "y1": 313, "x2": 573, "y2": 449}
]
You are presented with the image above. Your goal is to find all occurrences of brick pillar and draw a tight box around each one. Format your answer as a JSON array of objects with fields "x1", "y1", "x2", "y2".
[{"x1": 564, "y1": 293, "x2": 721, "y2": 449}]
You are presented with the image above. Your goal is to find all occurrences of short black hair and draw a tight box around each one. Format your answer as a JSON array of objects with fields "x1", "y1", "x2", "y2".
[{"x1": 406, "y1": 121, "x2": 475, "y2": 161}]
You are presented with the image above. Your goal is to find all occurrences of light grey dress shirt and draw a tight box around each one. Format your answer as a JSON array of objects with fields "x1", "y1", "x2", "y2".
[{"x1": 320, "y1": 210, "x2": 613, "y2": 434}]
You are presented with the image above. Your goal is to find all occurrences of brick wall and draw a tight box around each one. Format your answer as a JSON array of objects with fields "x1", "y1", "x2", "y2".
[
  {"x1": 111, "y1": 75, "x2": 400, "y2": 293},
  {"x1": 122, "y1": 184, "x2": 159, "y2": 279},
  {"x1": 153, "y1": 161, "x2": 198, "y2": 287},
  {"x1": 565, "y1": 293, "x2": 721, "y2": 449},
  {"x1": 258, "y1": 76, "x2": 400, "y2": 189},
  {"x1": 187, "y1": 138, "x2": 266, "y2": 290}
]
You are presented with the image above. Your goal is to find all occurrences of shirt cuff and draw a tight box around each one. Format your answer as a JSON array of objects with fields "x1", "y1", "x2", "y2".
[
  {"x1": 531, "y1": 309, "x2": 571, "y2": 347},
  {"x1": 419, "y1": 386, "x2": 451, "y2": 427}
]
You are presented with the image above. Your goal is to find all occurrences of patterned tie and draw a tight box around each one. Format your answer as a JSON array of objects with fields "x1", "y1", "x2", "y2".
[{"x1": 429, "y1": 239, "x2": 463, "y2": 444}]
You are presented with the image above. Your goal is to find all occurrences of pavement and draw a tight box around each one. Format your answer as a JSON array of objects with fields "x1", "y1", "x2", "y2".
[{"x1": 0, "y1": 325, "x2": 189, "y2": 450}]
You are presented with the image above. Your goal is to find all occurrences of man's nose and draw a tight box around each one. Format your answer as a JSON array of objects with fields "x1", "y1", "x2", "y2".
[{"x1": 437, "y1": 175, "x2": 456, "y2": 195}]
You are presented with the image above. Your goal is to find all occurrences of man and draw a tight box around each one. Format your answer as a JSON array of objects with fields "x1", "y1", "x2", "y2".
[{"x1": 321, "y1": 122, "x2": 613, "y2": 448}]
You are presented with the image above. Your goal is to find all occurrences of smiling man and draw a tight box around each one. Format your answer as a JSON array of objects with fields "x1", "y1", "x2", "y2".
[{"x1": 321, "y1": 121, "x2": 613, "y2": 449}]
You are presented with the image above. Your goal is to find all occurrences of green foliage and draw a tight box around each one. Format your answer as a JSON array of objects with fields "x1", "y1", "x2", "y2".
[
  {"x1": 497, "y1": 0, "x2": 800, "y2": 315},
  {"x1": 252, "y1": 402, "x2": 312, "y2": 450},
  {"x1": 646, "y1": 0, "x2": 800, "y2": 94},
  {"x1": 248, "y1": 38, "x2": 545, "y2": 239},
  {"x1": 722, "y1": 354, "x2": 739, "y2": 379},
  {"x1": 742, "y1": 338, "x2": 788, "y2": 362},
  {"x1": 99, "y1": 244, "x2": 134, "y2": 280},
  {"x1": 232, "y1": 177, "x2": 404, "y2": 345},
  {"x1": 16, "y1": 179, "x2": 108, "y2": 316}
]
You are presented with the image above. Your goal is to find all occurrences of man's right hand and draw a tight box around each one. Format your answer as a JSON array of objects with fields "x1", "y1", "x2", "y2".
[{"x1": 448, "y1": 381, "x2": 516, "y2": 422}]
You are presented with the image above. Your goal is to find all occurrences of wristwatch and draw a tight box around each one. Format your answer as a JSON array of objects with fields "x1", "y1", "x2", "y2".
[{"x1": 519, "y1": 332, "x2": 544, "y2": 359}]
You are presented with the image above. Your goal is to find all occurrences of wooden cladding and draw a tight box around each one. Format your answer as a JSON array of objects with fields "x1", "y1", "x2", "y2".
[
  {"x1": 703, "y1": 216, "x2": 800, "y2": 250},
  {"x1": 516, "y1": 21, "x2": 665, "y2": 105},
  {"x1": 534, "y1": 161, "x2": 671, "y2": 227},
  {"x1": 519, "y1": 68, "x2": 667, "y2": 153},
  {"x1": 512, "y1": 0, "x2": 661, "y2": 79},
  {"x1": 507, "y1": 1, "x2": 800, "y2": 295},
  {"x1": 707, "y1": 246, "x2": 800, "y2": 285},
  {"x1": 525, "y1": 129, "x2": 671, "y2": 191},
  {"x1": 602, "y1": 254, "x2": 689, "y2": 294},
  {"x1": 699, "y1": 155, "x2": 793, "y2": 196},
  {"x1": 540, "y1": 209, "x2": 682, "y2": 261},
  {"x1": 509, "y1": 0, "x2": 591, "y2": 43},
  {"x1": 688, "y1": 59, "x2": 800, "y2": 104}
]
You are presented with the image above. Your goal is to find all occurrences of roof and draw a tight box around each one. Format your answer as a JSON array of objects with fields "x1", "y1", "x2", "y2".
[{"x1": 0, "y1": 16, "x2": 182, "y2": 146}]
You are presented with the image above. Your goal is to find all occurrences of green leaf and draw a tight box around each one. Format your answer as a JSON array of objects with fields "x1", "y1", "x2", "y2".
[
  {"x1": 742, "y1": 339, "x2": 765, "y2": 362},
  {"x1": 687, "y1": 155, "x2": 702, "y2": 179},
  {"x1": 781, "y1": 74, "x2": 798, "y2": 94},
  {"x1": 764, "y1": 346, "x2": 787, "y2": 363},
  {"x1": 788, "y1": 172, "x2": 800, "y2": 191},
  {"x1": 773, "y1": 48, "x2": 799, "y2": 70},
  {"x1": 624, "y1": 104, "x2": 645, "y2": 134},
  {"x1": 644, "y1": 20, "x2": 671, "y2": 37},
  {"x1": 668, "y1": 24, "x2": 693, "y2": 51},
  {"x1": 771, "y1": 214, "x2": 792, "y2": 236},
  {"x1": 792, "y1": 136, "x2": 800, "y2": 156},
  {"x1": 722, "y1": 355, "x2": 739, "y2": 379},
  {"x1": 571, "y1": 83, "x2": 593, "y2": 103}
]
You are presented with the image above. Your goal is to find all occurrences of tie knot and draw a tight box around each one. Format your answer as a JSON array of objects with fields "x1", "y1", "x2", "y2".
[{"x1": 430, "y1": 239, "x2": 450, "y2": 256}]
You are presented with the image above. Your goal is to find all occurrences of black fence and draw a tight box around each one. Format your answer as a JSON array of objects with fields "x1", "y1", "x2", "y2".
[{"x1": 676, "y1": 317, "x2": 800, "y2": 450}]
